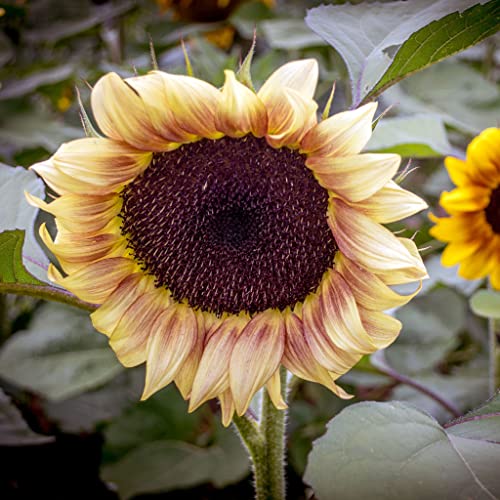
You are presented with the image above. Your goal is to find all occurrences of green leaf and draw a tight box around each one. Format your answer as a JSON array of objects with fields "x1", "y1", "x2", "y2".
[
  {"x1": 366, "y1": 114, "x2": 452, "y2": 158},
  {"x1": 0, "y1": 164, "x2": 50, "y2": 283},
  {"x1": 304, "y1": 401, "x2": 500, "y2": 500},
  {"x1": 0, "y1": 388, "x2": 54, "y2": 446},
  {"x1": 0, "y1": 303, "x2": 123, "y2": 401},
  {"x1": 101, "y1": 429, "x2": 249, "y2": 499},
  {"x1": 260, "y1": 19, "x2": 324, "y2": 49},
  {"x1": 305, "y1": 0, "x2": 498, "y2": 106},
  {"x1": 470, "y1": 290, "x2": 500, "y2": 319}
]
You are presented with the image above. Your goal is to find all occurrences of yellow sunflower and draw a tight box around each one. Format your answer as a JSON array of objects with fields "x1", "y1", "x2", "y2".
[
  {"x1": 27, "y1": 60, "x2": 427, "y2": 425},
  {"x1": 430, "y1": 128, "x2": 500, "y2": 290}
]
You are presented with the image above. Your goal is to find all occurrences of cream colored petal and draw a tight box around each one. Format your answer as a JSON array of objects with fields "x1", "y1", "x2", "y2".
[
  {"x1": 50, "y1": 138, "x2": 152, "y2": 188},
  {"x1": 189, "y1": 315, "x2": 246, "y2": 412},
  {"x1": 91, "y1": 72, "x2": 173, "y2": 151},
  {"x1": 308, "y1": 153, "x2": 400, "y2": 202},
  {"x1": 215, "y1": 70, "x2": 268, "y2": 138},
  {"x1": 302, "y1": 292, "x2": 362, "y2": 374},
  {"x1": 47, "y1": 257, "x2": 136, "y2": 304},
  {"x1": 25, "y1": 192, "x2": 122, "y2": 234},
  {"x1": 265, "y1": 369, "x2": 287, "y2": 410},
  {"x1": 263, "y1": 88, "x2": 318, "y2": 149},
  {"x1": 91, "y1": 273, "x2": 155, "y2": 337},
  {"x1": 218, "y1": 389, "x2": 235, "y2": 428},
  {"x1": 156, "y1": 71, "x2": 222, "y2": 139},
  {"x1": 328, "y1": 198, "x2": 427, "y2": 277},
  {"x1": 258, "y1": 59, "x2": 318, "y2": 101},
  {"x1": 300, "y1": 102, "x2": 377, "y2": 157},
  {"x1": 359, "y1": 307, "x2": 402, "y2": 349},
  {"x1": 109, "y1": 288, "x2": 168, "y2": 367},
  {"x1": 141, "y1": 303, "x2": 198, "y2": 400},
  {"x1": 230, "y1": 309, "x2": 285, "y2": 416},
  {"x1": 353, "y1": 180, "x2": 428, "y2": 223},
  {"x1": 336, "y1": 253, "x2": 421, "y2": 311}
]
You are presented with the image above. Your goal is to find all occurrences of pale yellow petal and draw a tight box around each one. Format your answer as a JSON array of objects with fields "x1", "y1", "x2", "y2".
[
  {"x1": 359, "y1": 307, "x2": 402, "y2": 349},
  {"x1": 300, "y1": 102, "x2": 377, "y2": 157},
  {"x1": 265, "y1": 369, "x2": 287, "y2": 410},
  {"x1": 215, "y1": 70, "x2": 268, "y2": 138},
  {"x1": 308, "y1": 153, "x2": 400, "y2": 202},
  {"x1": 218, "y1": 389, "x2": 235, "y2": 428},
  {"x1": 230, "y1": 309, "x2": 285, "y2": 416}
]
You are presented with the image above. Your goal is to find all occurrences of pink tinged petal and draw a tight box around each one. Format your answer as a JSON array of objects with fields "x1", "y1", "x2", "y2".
[
  {"x1": 141, "y1": 303, "x2": 198, "y2": 400},
  {"x1": 218, "y1": 389, "x2": 235, "y2": 428},
  {"x1": 328, "y1": 198, "x2": 427, "y2": 278},
  {"x1": 335, "y1": 253, "x2": 422, "y2": 311},
  {"x1": 354, "y1": 180, "x2": 428, "y2": 223},
  {"x1": 265, "y1": 369, "x2": 287, "y2": 410},
  {"x1": 258, "y1": 59, "x2": 319, "y2": 101},
  {"x1": 91, "y1": 72, "x2": 173, "y2": 151},
  {"x1": 300, "y1": 102, "x2": 377, "y2": 157},
  {"x1": 302, "y1": 292, "x2": 362, "y2": 374},
  {"x1": 47, "y1": 257, "x2": 136, "y2": 304},
  {"x1": 189, "y1": 315, "x2": 246, "y2": 412},
  {"x1": 359, "y1": 307, "x2": 402, "y2": 349},
  {"x1": 229, "y1": 310, "x2": 285, "y2": 416},
  {"x1": 215, "y1": 70, "x2": 268, "y2": 138},
  {"x1": 156, "y1": 72, "x2": 222, "y2": 139},
  {"x1": 307, "y1": 153, "x2": 400, "y2": 202},
  {"x1": 90, "y1": 273, "x2": 154, "y2": 337},
  {"x1": 25, "y1": 192, "x2": 122, "y2": 233}
]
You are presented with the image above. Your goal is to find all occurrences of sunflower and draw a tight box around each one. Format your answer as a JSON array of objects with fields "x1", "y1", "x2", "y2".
[
  {"x1": 27, "y1": 60, "x2": 427, "y2": 425},
  {"x1": 430, "y1": 128, "x2": 500, "y2": 290}
]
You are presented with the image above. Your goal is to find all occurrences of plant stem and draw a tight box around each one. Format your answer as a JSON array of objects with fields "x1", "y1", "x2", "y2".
[{"x1": 0, "y1": 283, "x2": 96, "y2": 312}]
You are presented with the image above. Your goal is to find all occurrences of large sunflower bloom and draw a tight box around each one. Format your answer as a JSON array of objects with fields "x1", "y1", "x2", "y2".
[
  {"x1": 27, "y1": 60, "x2": 427, "y2": 425},
  {"x1": 430, "y1": 128, "x2": 500, "y2": 290}
]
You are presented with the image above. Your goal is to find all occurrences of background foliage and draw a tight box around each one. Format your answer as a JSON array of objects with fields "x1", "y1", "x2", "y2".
[{"x1": 0, "y1": 0, "x2": 499, "y2": 498}]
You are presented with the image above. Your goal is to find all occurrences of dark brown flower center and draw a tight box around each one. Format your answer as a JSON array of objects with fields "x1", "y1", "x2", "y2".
[
  {"x1": 485, "y1": 185, "x2": 500, "y2": 233},
  {"x1": 120, "y1": 135, "x2": 336, "y2": 316}
]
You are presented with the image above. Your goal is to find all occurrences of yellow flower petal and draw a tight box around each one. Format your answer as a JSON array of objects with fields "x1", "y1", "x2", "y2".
[
  {"x1": 467, "y1": 127, "x2": 500, "y2": 186},
  {"x1": 308, "y1": 153, "x2": 400, "y2": 202},
  {"x1": 265, "y1": 369, "x2": 288, "y2": 410},
  {"x1": 142, "y1": 303, "x2": 198, "y2": 400},
  {"x1": 229, "y1": 309, "x2": 285, "y2": 416},
  {"x1": 300, "y1": 102, "x2": 377, "y2": 157},
  {"x1": 218, "y1": 389, "x2": 235, "y2": 428},
  {"x1": 215, "y1": 70, "x2": 268, "y2": 138},
  {"x1": 458, "y1": 235, "x2": 500, "y2": 280},
  {"x1": 441, "y1": 239, "x2": 484, "y2": 267},
  {"x1": 429, "y1": 212, "x2": 490, "y2": 243},
  {"x1": 91, "y1": 72, "x2": 173, "y2": 151},
  {"x1": 440, "y1": 186, "x2": 491, "y2": 214},
  {"x1": 359, "y1": 308, "x2": 402, "y2": 349},
  {"x1": 444, "y1": 157, "x2": 473, "y2": 187}
]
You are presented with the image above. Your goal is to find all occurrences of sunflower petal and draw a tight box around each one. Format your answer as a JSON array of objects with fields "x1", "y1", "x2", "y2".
[
  {"x1": 429, "y1": 212, "x2": 489, "y2": 243},
  {"x1": 265, "y1": 369, "x2": 287, "y2": 410},
  {"x1": 440, "y1": 186, "x2": 491, "y2": 214},
  {"x1": 230, "y1": 310, "x2": 285, "y2": 416},
  {"x1": 215, "y1": 70, "x2": 268, "y2": 138},
  {"x1": 218, "y1": 389, "x2": 235, "y2": 428},
  {"x1": 458, "y1": 235, "x2": 500, "y2": 280},
  {"x1": 308, "y1": 153, "x2": 400, "y2": 202},
  {"x1": 300, "y1": 103, "x2": 377, "y2": 157},
  {"x1": 467, "y1": 127, "x2": 500, "y2": 186},
  {"x1": 359, "y1": 307, "x2": 402, "y2": 349}
]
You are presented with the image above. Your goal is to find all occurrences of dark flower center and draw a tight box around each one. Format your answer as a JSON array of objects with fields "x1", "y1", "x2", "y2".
[
  {"x1": 485, "y1": 185, "x2": 500, "y2": 233},
  {"x1": 120, "y1": 135, "x2": 336, "y2": 316}
]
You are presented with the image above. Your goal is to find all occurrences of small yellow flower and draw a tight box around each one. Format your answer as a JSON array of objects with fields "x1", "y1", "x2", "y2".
[
  {"x1": 28, "y1": 60, "x2": 427, "y2": 425},
  {"x1": 430, "y1": 128, "x2": 500, "y2": 290}
]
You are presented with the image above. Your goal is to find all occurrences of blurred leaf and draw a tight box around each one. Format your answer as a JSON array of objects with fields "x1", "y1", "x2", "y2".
[
  {"x1": 305, "y1": 1, "x2": 498, "y2": 106},
  {"x1": 385, "y1": 288, "x2": 466, "y2": 374},
  {"x1": 102, "y1": 428, "x2": 249, "y2": 499},
  {"x1": 260, "y1": 19, "x2": 324, "y2": 49},
  {"x1": 0, "y1": 388, "x2": 54, "y2": 446},
  {"x1": 0, "y1": 303, "x2": 123, "y2": 401},
  {"x1": 470, "y1": 289, "x2": 500, "y2": 319},
  {"x1": 305, "y1": 401, "x2": 500, "y2": 500},
  {"x1": 382, "y1": 61, "x2": 500, "y2": 134},
  {"x1": 446, "y1": 393, "x2": 500, "y2": 442},
  {"x1": 0, "y1": 164, "x2": 50, "y2": 282},
  {"x1": 366, "y1": 114, "x2": 452, "y2": 157},
  {"x1": 0, "y1": 65, "x2": 75, "y2": 100}
]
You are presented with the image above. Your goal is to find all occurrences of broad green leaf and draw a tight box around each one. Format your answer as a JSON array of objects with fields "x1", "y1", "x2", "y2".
[
  {"x1": 305, "y1": 401, "x2": 500, "y2": 500},
  {"x1": 0, "y1": 164, "x2": 50, "y2": 283},
  {"x1": 385, "y1": 288, "x2": 466, "y2": 375},
  {"x1": 366, "y1": 114, "x2": 452, "y2": 157},
  {"x1": 0, "y1": 303, "x2": 123, "y2": 401},
  {"x1": 305, "y1": 0, "x2": 497, "y2": 106},
  {"x1": 470, "y1": 290, "x2": 500, "y2": 319},
  {"x1": 0, "y1": 388, "x2": 54, "y2": 446},
  {"x1": 260, "y1": 19, "x2": 324, "y2": 49},
  {"x1": 383, "y1": 61, "x2": 500, "y2": 134},
  {"x1": 102, "y1": 429, "x2": 249, "y2": 499}
]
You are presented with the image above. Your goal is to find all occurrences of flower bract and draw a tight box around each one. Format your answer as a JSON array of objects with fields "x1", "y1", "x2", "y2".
[{"x1": 28, "y1": 59, "x2": 428, "y2": 425}]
